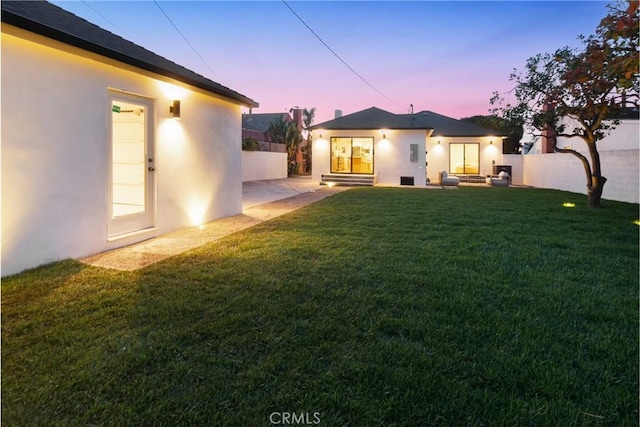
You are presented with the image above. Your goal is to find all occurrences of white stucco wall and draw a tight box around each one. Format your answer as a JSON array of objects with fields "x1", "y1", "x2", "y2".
[
  {"x1": 528, "y1": 118, "x2": 638, "y2": 154},
  {"x1": 523, "y1": 150, "x2": 639, "y2": 204},
  {"x1": 523, "y1": 117, "x2": 638, "y2": 203},
  {"x1": 425, "y1": 136, "x2": 504, "y2": 182},
  {"x1": 2, "y1": 26, "x2": 244, "y2": 276},
  {"x1": 311, "y1": 129, "x2": 427, "y2": 186},
  {"x1": 242, "y1": 151, "x2": 287, "y2": 182},
  {"x1": 375, "y1": 129, "x2": 427, "y2": 186}
]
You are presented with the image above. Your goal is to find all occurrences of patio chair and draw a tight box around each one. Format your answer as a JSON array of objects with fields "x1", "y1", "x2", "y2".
[
  {"x1": 489, "y1": 171, "x2": 510, "y2": 187},
  {"x1": 440, "y1": 170, "x2": 460, "y2": 187}
]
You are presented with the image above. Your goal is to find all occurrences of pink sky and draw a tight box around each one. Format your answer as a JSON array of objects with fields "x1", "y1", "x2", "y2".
[{"x1": 54, "y1": 1, "x2": 610, "y2": 124}]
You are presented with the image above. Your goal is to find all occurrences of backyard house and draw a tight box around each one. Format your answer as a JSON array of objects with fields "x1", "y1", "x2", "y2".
[
  {"x1": 311, "y1": 107, "x2": 507, "y2": 186},
  {"x1": 1, "y1": 1, "x2": 258, "y2": 276}
]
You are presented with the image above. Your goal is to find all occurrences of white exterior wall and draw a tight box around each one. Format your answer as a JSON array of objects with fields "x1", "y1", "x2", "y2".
[
  {"x1": 311, "y1": 129, "x2": 427, "y2": 186},
  {"x1": 311, "y1": 134, "x2": 330, "y2": 183},
  {"x1": 2, "y1": 27, "x2": 244, "y2": 276},
  {"x1": 425, "y1": 136, "x2": 503, "y2": 182},
  {"x1": 242, "y1": 151, "x2": 287, "y2": 182},
  {"x1": 523, "y1": 150, "x2": 639, "y2": 203},
  {"x1": 558, "y1": 118, "x2": 638, "y2": 152},
  {"x1": 524, "y1": 117, "x2": 638, "y2": 203},
  {"x1": 528, "y1": 119, "x2": 638, "y2": 154},
  {"x1": 502, "y1": 154, "x2": 524, "y2": 185},
  {"x1": 375, "y1": 129, "x2": 427, "y2": 186}
]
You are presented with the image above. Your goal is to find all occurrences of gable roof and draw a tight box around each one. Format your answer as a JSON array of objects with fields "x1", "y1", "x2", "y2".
[
  {"x1": 1, "y1": 0, "x2": 258, "y2": 108},
  {"x1": 242, "y1": 113, "x2": 291, "y2": 133},
  {"x1": 310, "y1": 106, "x2": 504, "y2": 137},
  {"x1": 309, "y1": 107, "x2": 434, "y2": 130}
]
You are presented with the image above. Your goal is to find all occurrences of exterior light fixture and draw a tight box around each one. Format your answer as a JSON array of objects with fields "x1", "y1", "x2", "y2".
[
  {"x1": 383, "y1": 133, "x2": 386, "y2": 139},
  {"x1": 170, "y1": 100, "x2": 181, "y2": 119},
  {"x1": 563, "y1": 202, "x2": 576, "y2": 208},
  {"x1": 490, "y1": 140, "x2": 493, "y2": 145},
  {"x1": 438, "y1": 140, "x2": 441, "y2": 144}
]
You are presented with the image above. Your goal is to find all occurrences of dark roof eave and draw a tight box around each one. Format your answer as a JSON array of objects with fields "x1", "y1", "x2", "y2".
[
  {"x1": 2, "y1": 10, "x2": 259, "y2": 108},
  {"x1": 309, "y1": 126, "x2": 434, "y2": 131},
  {"x1": 431, "y1": 133, "x2": 508, "y2": 138}
]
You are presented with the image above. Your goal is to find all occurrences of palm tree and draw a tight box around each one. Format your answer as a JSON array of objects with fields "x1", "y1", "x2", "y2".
[
  {"x1": 285, "y1": 122, "x2": 303, "y2": 176},
  {"x1": 267, "y1": 115, "x2": 288, "y2": 147}
]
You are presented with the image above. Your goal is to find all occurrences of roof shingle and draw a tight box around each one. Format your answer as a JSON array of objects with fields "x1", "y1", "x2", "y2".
[
  {"x1": 311, "y1": 107, "x2": 503, "y2": 137},
  {"x1": 1, "y1": 0, "x2": 258, "y2": 108}
]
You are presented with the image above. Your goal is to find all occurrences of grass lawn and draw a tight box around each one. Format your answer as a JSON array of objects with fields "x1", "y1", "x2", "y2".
[{"x1": 2, "y1": 187, "x2": 638, "y2": 426}]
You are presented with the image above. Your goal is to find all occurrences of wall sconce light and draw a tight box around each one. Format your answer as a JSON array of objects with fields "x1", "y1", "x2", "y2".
[
  {"x1": 438, "y1": 140, "x2": 441, "y2": 144},
  {"x1": 382, "y1": 133, "x2": 386, "y2": 139},
  {"x1": 170, "y1": 100, "x2": 181, "y2": 119},
  {"x1": 319, "y1": 133, "x2": 323, "y2": 139},
  {"x1": 490, "y1": 140, "x2": 493, "y2": 145}
]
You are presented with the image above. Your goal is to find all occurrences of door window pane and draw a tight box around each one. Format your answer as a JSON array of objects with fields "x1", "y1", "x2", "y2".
[
  {"x1": 331, "y1": 138, "x2": 351, "y2": 173},
  {"x1": 450, "y1": 143, "x2": 479, "y2": 174},
  {"x1": 331, "y1": 137, "x2": 373, "y2": 174},
  {"x1": 352, "y1": 138, "x2": 373, "y2": 174},
  {"x1": 450, "y1": 143, "x2": 465, "y2": 174},
  {"x1": 112, "y1": 101, "x2": 146, "y2": 217},
  {"x1": 464, "y1": 144, "x2": 479, "y2": 174}
]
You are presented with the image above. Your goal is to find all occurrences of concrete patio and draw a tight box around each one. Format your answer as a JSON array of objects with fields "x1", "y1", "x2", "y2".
[{"x1": 81, "y1": 177, "x2": 348, "y2": 271}]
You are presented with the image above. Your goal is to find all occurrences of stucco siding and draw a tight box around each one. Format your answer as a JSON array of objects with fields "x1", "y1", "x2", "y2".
[
  {"x1": 2, "y1": 27, "x2": 243, "y2": 276},
  {"x1": 242, "y1": 151, "x2": 287, "y2": 182},
  {"x1": 523, "y1": 150, "x2": 639, "y2": 204},
  {"x1": 375, "y1": 130, "x2": 426, "y2": 186}
]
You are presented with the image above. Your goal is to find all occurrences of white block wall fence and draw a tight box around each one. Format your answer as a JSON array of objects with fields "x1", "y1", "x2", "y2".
[
  {"x1": 241, "y1": 151, "x2": 287, "y2": 182},
  {"x1": 521, "y1": 150, "x2": 639, "y2": 204}
]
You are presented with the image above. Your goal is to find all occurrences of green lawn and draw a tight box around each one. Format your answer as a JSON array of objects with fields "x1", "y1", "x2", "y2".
[{"x1": 2, "y1": 187, "x2": 638, "y2": 426}]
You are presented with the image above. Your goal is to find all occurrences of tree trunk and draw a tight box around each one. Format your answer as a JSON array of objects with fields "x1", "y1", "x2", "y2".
[
  {"x1": 556, "y1": 137, "x2": 606, "y2": 208},
  {"x1": 586, "y1": 141, "x2": 606, "y2": 208},
  {"x1": 587, "y1": 175, "x2": 606, "y2": 208}
]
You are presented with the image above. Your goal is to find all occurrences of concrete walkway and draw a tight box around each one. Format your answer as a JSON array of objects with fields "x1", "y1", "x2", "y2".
[{"x1": 81, "y1": 177, "x2": 348, "y2": 271}]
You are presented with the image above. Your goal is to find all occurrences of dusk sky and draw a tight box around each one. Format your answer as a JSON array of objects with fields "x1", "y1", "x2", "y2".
[{"x1": 53, "y1": 1, "x2": 610, "y2": 124}]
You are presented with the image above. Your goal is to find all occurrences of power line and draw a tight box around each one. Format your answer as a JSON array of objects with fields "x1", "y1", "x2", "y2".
[
  {"x1": 153, "y1": 0, "x2": 217, "y2": 78},
  {"x1": 81, "y1": 1, "x2": 128, "y2": 36},
  {"x1": 281, "y1": 0, "x2": 407, "y2": 112}
]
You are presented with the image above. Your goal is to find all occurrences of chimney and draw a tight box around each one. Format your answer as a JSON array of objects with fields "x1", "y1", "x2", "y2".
[
  {"x1": 541, "y1": 101, "x2": 556, "y2": 154},
  {"x1": 291, "y1": 108, "x2": 303, "y2": 131},
  {"x1": 334, "y1": 109, "x2": 343, "y2": 119}
]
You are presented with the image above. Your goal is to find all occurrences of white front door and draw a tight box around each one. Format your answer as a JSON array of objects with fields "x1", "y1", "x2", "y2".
[{"x1": 108, "y1": 91, "x2": 155, "y2": 237}]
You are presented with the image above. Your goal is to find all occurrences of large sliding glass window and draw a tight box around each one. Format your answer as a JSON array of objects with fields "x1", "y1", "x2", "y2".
[
  {"x1": 449, "y1": 143, "x2": 479, "y2": 174},
  {"x1": 331, "y1": 137, "x2": 373, "y2": 174}
]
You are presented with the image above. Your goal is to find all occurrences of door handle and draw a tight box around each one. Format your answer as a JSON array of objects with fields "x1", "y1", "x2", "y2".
[{"x1": 148, "y1": 167, "x2": 155, "y2": 172}]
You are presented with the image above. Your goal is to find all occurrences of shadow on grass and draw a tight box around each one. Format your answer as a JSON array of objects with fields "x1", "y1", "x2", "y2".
[{"x1": 2, "y1": 187, "x2": 638, "y2": 425}]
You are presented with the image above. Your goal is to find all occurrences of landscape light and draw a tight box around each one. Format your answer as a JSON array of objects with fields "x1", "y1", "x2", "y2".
[{"x1": 563, "y1": 202, "x2": 576, "y2": 208}]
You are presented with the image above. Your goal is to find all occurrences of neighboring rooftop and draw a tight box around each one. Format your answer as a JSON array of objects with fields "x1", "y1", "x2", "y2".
[
  {"x1": 1, "y1": 0, "x2": 258, "y2": 108},
  {"x1": 242, "y1": 113, "x2": 290, "y2": 133},
  {"x1": 311, "y1": 107, "x2": 503, "y2": 137},
  {"x1": 421, "y1": 110, "x2": 501, "y2": 137}
]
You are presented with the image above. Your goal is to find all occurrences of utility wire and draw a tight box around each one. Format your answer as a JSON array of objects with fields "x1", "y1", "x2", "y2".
[
  {"x1": 281, "y1": 0, "x2": 407, "y2": 112},
  {"x1": 153, "y1": 0, "x2": 218, "y2": 78},
  {"x1": 81, "y1": 1, "x2": 128, "y2": 37}
]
